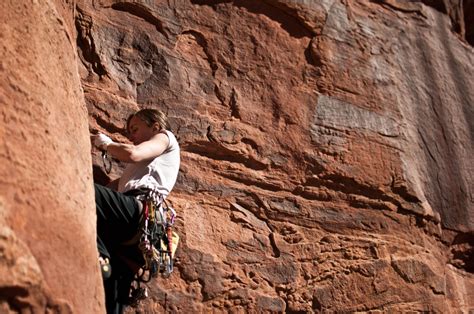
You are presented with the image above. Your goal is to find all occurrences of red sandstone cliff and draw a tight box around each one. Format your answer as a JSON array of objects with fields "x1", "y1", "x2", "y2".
[
  {"x1": 0, "y1": 0, "x2": 103, "y2": 312},
  {"x1": 1, "y1": 0, "x2": 473, "y2": 312}
]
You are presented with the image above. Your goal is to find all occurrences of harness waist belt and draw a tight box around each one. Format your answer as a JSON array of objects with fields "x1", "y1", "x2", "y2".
[{"x1": 124, "y1": 188, "x2": 152, "y2": 197}]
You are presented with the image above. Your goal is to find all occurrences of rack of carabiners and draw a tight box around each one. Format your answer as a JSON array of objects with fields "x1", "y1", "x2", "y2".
[
  {"x1": 129, "y1": 191, "x2": 177, "y2": 306},
  {"x1": 137, "y1": 190, "x2": 176, "y2": 282}
]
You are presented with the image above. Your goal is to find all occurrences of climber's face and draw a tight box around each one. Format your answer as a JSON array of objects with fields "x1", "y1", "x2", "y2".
[{"x1": 127, "y1": 116, "x2": 156, "y2": 145}]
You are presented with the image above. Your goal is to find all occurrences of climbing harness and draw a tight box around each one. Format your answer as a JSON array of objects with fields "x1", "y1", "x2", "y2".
[{"x1": 128, "y1": 189, "x2": 178, "y2": 306}]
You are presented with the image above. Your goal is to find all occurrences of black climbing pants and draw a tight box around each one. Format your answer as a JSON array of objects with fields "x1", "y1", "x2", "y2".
[{"x1": 95, "y1": 183, "x2": 143, "y2": 314}]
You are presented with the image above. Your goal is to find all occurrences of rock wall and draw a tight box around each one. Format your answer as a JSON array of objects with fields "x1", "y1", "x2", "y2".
[
  {"x1": 0, "y1": 0, "x2": 103, "y2": 312},
  {"x1": 1, "y1": 0, "x2": 472, "y2": 313},
  {"x1": 77, "y1": 0, "x2": 473, "y2": 312}
]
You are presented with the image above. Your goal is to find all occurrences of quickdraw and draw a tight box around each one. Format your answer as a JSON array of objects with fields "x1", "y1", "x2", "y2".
[
  {"x1": 129, "y1": 190, "x2": 177, "y2": 306},
  {"x1": 102, "y1": 151, "x2": 112, "y2": 174}
]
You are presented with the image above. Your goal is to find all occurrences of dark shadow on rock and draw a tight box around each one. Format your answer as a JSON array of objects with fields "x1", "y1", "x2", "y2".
[
  {"x1": 450, "y1": 232, "x2": 474, "y2": 273},
  {"x1": 93, "y1": 164, "x2": 111, "y2": 186},
  {"x1": 190, "y1": 0, "x2": 312, "y2": 39}
]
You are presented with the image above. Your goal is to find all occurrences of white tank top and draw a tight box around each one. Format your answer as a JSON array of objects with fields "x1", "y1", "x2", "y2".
[{"x1": 118, "y1": 130, "x2": 180, "y2": 198}]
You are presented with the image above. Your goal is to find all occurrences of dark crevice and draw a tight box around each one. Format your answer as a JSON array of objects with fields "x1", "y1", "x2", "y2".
[
  {"x1": 306, "y1": 173, "x2": 407, "y2": 208},
  {"x1": 449, "y1": 232, "x2": 474, "y2": 273},
  {"x1": 464, "y1": 0, "x2": 474, "y2": 45},
  {"x1": 221, "y1": 171, "x2": 284, "y2": 192},
  {"x1": 301, "y1": 174, "x2": 452, "y2": 227},
  {"x1": 184, "y1": 142, "x2": 268, "y2": 171},
  {"x1": 301, "y1": 153, "x2": 326, "y2": 177},
  {"x1": 235, "y1": 197, "x2": 275, "y2": 232},
  {"x1": 92, "y1": 164, "x2": 112, "y2": 186},
  {"x1": 181, "y1": 30, "x2": 219, "y2": 75},
  {"x1": 235, "y1": 0, "x2": 313, "y2": 38},
  {"x1": 206, "y1": 125, "x2": 218, "y2": 142},
  {"x1": 75, "y1": 9, "x2": 107, "y2": 77},
  {"x1": 269, "y1": 233, "x2": 281, "y2": 258},
  {"x1": 111, "y1": 2, "x2": 167, "y2": 38},
  {"x1": 270, "y1": 98, "x2": 282, "y2": 122},
  {"x1": 190, "y1": 0, "x2": 233, "y2": 6},
  {"x1": 371, "y1": 0, "x2": 473, "y2": 46},
  {"x1": 369, "y1": 0, "x2": 427, "y2": 17},
  {"x1": 241, "y1": 138, "x2": 259, "y2": 153},
  {"x1": 214, "y1": 85, "x2": 227, "y2": 107},
  {"x1": 304, "y1": 40, "x2": 319, "y2": 67},
  {"x1": 191, "y1": 0, "x2": 312, "y2": 39},
  {"x1": 346, "y1": 197, "x2": 397, "y2": 212},
  {"x1": 0, "y1": 286, "x2": 32, "y2": 312},
  {"x1": 419, "y1": 0, "x2": 447, "y2": 14},
  {"x1": 261, "y1": 0, "x2": 322, "y2": 35},
  {"x1": 229, "y1": 88, "x2": 241, "y2": 119},
  {"x1": 312, "y1": 297, "x2": 323, "y2": 311},
  {"x1": 420, "y1": 0, "x2": 474, "y2": 46},
  {"x1": 229, "y1": 212, "x2": 256, "y2": 232}
]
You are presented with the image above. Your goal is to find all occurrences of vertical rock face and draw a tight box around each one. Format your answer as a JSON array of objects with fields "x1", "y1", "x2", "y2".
[
  {"x1": 0, "y1": 0, "x2": 103, "y2": 312},
  {"x1": 77, "y1": 0, "x2": 473, "y2": 312},
  {"x1": 1, "y1": 0, "x2": 472, "y2": 313}
]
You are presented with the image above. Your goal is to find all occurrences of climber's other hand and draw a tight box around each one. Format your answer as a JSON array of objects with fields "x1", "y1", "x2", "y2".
[{"x1": 92, "y1": 133, "x2": 113, "y2": 151}]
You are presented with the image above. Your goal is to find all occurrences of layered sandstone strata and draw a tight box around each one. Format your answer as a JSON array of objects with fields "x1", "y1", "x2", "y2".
[
  {"x1": 0, "y1": 0, "x2": 472, "y2": 312},
  {"x1": 78, "y1": 0, "x2": 473, "y2": 312}
]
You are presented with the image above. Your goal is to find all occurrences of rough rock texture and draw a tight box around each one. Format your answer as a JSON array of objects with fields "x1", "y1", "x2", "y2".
[
  {"x1": 0, "y1": 0, "x2": 103, "y2": 312},
  {"x1": 2, "y1": 0, "x2": 473, "y2": 313},
  {"x1": 77, "y1": 0, "x2": 474, "y2": 312}
]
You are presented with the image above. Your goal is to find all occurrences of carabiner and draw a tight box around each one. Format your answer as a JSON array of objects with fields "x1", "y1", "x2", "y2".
[{"x1": 102, "y1": 151, "x2": 112, "y2": 174}]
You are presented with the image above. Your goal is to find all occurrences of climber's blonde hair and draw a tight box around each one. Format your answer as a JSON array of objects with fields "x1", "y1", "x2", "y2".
[{"x1": 126, "y1": 108, "x2": 170, "y2": 133}]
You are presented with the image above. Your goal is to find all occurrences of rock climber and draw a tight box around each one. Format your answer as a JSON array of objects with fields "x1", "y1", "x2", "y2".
[{"x1": 91, "y1": 108, "x2": 180, "y2": 313}]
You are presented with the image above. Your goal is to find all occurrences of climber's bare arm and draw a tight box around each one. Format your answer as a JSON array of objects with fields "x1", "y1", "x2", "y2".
[{"x1": 105, "y1": 132, "x2": 169, "y2": 163}]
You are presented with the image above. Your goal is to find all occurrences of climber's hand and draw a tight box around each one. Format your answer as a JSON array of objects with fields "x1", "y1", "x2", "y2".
[{"x1": 92, "y1": 133, "x2": 113, "y2": 151}]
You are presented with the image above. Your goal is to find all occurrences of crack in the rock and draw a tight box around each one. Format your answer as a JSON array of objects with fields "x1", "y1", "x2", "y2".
[
  {"x1": 75, "y1": 8, "x2": 107, "y2": 77},
  {"x1": 220, "y1": 171, "x2": 283, "y2": 192},
  {"x1": 448, "y1": 231, "x2": 474, "y2": 273},
  {"x1": 184, "y1": 142, "x2": 268, "y2": 171},
  {"x1": 269, "y1": 232, "x2": 281, "y2": 258},
  {"x1": 369, "y1": 0, "x2": 428, "y2": 18},
  {"x1": 179, "y1": 30, "x2": 219, "y2": 75},
  {"x1": 229, "y1": 88, "x2": 241, "y2": 119},
  {"x1": 192, "y1": 0, "x2": 313, "y2": 39},
  {"x1": 301, "y1": 174, "x2": 406, "y2": 209},
  {"x1": 111, "y1": 2, "x2": 167, "y2": 37}
]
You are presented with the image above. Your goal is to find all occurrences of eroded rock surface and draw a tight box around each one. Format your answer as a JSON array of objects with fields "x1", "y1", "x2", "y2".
[
  {"x1": 1, "y1": 0, "x2": 472, "y2": 313},
  {"x1": 77, "y1": 0, "x2": 473, "y2": 312},
  {"x1": 0, "y1": 0, "x2": 103, "y2": 312}
]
